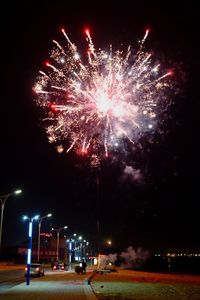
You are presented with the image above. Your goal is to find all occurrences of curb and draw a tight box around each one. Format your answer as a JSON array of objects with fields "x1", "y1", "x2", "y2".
[{"x1": 87, "y1": 271, "x2": 98, "y2": 285}]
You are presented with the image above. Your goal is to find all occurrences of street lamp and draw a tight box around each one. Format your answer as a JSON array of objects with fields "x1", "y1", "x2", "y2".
[
  {"x1": 52, "y1": 226, "x2": 68, "y2": 261},
  {"x1": 0, "y1": 189, "x2": 22, "y2": 250},
  {"x1": 37, "y1": 213, "x2": 52, "y2": 262},
  {"x1": 106, "y1": 240, "x2": 112, "y2": 246},
  {"x1": 78, "y1": 236, "x2": 83, "y2": 261},
  {"x1": 83, "y1": 240, "x2": 89, "y2": 260},
  {"x1": 66, "y1": 233, "x2": 77, "y2": 264},
  {"x1": 23, "y1": 214, "x2": 39, "y2": 285}
]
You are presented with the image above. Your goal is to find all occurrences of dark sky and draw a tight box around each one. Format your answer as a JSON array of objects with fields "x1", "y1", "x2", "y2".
[{"x1": 0, "y1": 1, "x2": 199, "y2": 253}]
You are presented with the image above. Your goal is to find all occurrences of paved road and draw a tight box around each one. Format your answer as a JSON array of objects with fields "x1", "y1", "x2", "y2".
[{"x1": 0, "y1": 267, "x2": 24, "y2": 292}]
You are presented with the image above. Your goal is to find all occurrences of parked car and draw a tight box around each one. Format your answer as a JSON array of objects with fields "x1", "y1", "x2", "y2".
[
  {"x1": 97, "y1": 262, "x2": 117, "y2": 274},
  {"x1": 104, "y1": 262, "x2": 117, "y2": 272},
  {"x1": 53, "y1": 263, "x2": 65, "y2": 271},
  {"x1": 25, "y1": 263, "x2": 45, "y2": 277}
]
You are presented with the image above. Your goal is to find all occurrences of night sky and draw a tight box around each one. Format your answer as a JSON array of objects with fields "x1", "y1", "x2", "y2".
[{"x1": 0, "y1": 1, "x2": 199, "y2": 253}]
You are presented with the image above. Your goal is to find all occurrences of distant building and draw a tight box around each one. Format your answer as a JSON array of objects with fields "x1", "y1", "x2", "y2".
[{"x1": 18, "y1": 233, "x2": 69, "y2": 263}]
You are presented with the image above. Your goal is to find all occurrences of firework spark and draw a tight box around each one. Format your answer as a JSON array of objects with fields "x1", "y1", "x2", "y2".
[{"x1": 34, "y1": 27, "x2": 173, "y2": 162}]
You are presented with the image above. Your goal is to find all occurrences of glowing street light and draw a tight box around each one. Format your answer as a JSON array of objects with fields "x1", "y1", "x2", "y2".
[
  {"x1": 83, "y1": 239, "x2": 89, "y2": 259},
  {"x1": 37, "y1": 213, "x2": 52, "y2": 262},
  {"x1": 107, "y1": 240, "x2": 112, "y2": 246},
  {"x1": 52, "y1": 226, "x2": 68, "y2": 261},
  {"x1": 23, "y1": 214, "x2": 40, "y2": 285},
  {"x1": 66, "y1": 233, "x2": 77, "y2": 264},
  {"x1": 0, "y1": 189, "x2": 22, "y2": 250},
  {"x1": 78, "y1": 236, "x2": 83, "y2": 261}
]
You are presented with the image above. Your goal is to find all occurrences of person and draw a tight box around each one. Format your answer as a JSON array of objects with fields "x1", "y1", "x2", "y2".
[{"x1": 81, "y1": 259, "x2": 87, "y2": 274}]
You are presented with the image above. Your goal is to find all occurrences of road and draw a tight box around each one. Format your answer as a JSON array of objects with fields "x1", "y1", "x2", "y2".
[{"x1": 0, "y1": 265, "x2": 24, "y2": 292}]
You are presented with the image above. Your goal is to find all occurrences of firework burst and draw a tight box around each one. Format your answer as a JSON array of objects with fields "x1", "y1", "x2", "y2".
[{"x1": 33, "y1": 27, "x2": 173, "y2": 163}]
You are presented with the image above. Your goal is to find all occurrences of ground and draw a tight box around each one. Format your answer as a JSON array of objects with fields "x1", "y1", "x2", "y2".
[
  {"x1": 1, "y1": 264, "x2": 200, "y2": 299},
  {"x1": 90, "y1": 269, "x2": 200, "y2": 300}
]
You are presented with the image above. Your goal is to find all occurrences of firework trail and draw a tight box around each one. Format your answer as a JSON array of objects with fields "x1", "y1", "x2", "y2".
[{"x1": 33, "y1": 27, "x2": 173, "y2": 164}]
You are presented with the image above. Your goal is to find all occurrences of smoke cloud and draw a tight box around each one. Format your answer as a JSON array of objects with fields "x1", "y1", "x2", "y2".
[
  {"x1": 120, "y1": 246, "x2": 150, "y2": 269},
  {"x1": 97, "y1": 247, "x2": 150, "y2": 270},
  {"x1": 98, "y1": 253, "x2": 118, "y2": 269},
  {"x1": 121, "y1": 165, "x2": 143, "y2": 182}
]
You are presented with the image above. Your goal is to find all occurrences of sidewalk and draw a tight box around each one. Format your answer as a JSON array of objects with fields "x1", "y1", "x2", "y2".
[{"x1": 0, "y1": 269, "x2": 98, "y2": 300}]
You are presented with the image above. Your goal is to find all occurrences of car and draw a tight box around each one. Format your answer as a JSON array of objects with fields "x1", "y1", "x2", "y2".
[
  {"x1": 25, "y1": 263, "x2": 45, "y2": 277},
  {"x1": 104, "y1": 262, "x2": 117, "y2": 272},
  {"x1": 53, "y1": 263, "x2": 65, "y2": 271},
  {"x1": 97, "y1": 262, "x2": 117, "y2": 274}
]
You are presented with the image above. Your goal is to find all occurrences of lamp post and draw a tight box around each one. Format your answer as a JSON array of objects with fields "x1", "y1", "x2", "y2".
[
  {"x1": 37, "y1": 213, "x2": 52, "y2": 262},
  {"x1": 78, "y1": 236, "x2": 82, "y2": 261},
  {"x1": 0, "y1": 189, "x2": 22, "y2": 250},
  {"x1": 52, "y1": 226, "x2": 68, "y2": 261},
  {"x1": 82, "y1": 240, "x2": 89, "y2": 260},
  {"x1": 73, "y1": 234, "x2": 78, "y2": 260},
  {"x1": 23, "y1": 215, "x2": 39, "y2": 285},
  {"x1": 66, "y1": 233, "x2": 77, "y2": 264}
]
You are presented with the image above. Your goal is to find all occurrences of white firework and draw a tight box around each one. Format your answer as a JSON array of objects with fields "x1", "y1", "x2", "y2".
[{"x1": 34, "y1": 27, "x2": 173, "y2": 161}]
